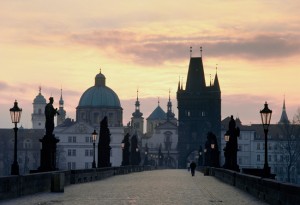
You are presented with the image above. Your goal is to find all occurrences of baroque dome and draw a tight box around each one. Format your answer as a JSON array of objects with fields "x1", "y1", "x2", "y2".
[{"x1": 78, "y1": 71, "x2": 121, "y2": 108}]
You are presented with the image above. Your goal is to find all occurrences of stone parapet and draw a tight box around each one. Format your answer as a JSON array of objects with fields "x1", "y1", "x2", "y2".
[
  {"x1": 210, "y1": 167, "x2": 300, "y2": 205},
  {"x1": 0, "y1": 165, "x2": 153, "y2": 201}
]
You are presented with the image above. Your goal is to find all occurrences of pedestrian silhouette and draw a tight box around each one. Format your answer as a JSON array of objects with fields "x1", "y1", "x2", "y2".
[{"x1": 190, "y1": 161, "x2": 196, "y2": 176}]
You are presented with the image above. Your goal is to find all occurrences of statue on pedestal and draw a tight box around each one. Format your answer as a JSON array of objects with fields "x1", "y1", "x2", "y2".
[{"x1": 38, "y1": 97, "x2": 60, "y2": 172}]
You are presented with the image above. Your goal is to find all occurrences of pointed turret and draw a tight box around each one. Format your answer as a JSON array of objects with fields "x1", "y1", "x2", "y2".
[
  {"x1": 278, "y1": 97, "x2": 289, "y2": 124},
  {"x1": 57, "y1": 88, "x2": 66, "y2": 126},
  {"x1": 177, "y1": 77, "x2": 181, "y2": 92},
  {"x1": 132, "y1": 90, "x2": 143, "y2": 118},
  {"x1": 213, "y1": 73, "x2": 220, "y2": 91},
  {"x1": 166, "y1": 90, "x2": 175, "y2": 121},
  {"x1": 213, "y1": 65, "x2": 220, "y2": 91},
  {"x1": 59, "y1": 88, "x2": 64, "y2": 108},
  {"x1": 131, "y1": 89, "x2": 144, "y2": 135}
]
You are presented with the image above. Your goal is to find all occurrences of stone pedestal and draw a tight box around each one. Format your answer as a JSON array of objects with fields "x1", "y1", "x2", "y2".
[{"x1": 38, "y1": 135, "x2": 59, "y2": 172}]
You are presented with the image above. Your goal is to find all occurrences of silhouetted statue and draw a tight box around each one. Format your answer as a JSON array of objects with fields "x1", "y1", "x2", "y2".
[
  {"x1": 37, "y1": 97, "x2": 60, "y2": 172},
  {"x1": 45, "y1": 97, "x2": 59, "y2": 136},
  {"x1": 130, "y1": 134, "x2": 140, "y2": 165},
  {"x1": 223, "y1": 115, "x2": 240, "y2": 171},
  {"x1": 121, "y1": 133, "x2": 130, "y2": 166},
  {"x1": 98, "y1": 116, "x2": 111, "y2": 168}
]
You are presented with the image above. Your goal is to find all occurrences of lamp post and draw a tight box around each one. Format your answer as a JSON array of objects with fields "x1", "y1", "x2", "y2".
[
  {"x1": 260, "y1": 102, "x2": 272, "y2": 177},
  {"x1": 223, "y1": 116, "x2": 240, "y2": 171},
  {"x1": 198, "y1": 147, "x2": 203, "y2": 166},
  {"x1": 92, "y1": 130, "x2": 97, "y2": 168},
  {"x1": 204, "y1": 148, "x2": 207, "y2": 166},
  {"x1": 10, "y1": 100, "x2": 22, "y2": 175},
  {"x1": 223, "y1": 131, "x2": 230, "y2": 169}
]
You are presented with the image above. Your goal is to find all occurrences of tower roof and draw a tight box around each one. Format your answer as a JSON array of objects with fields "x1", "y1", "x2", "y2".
[
  {"x1": 33, "y1": 87, "x2": 46, "y2": 104},
  {"x1": 278, "y1": 98, "x2": 289, "y2": 124},
  {"x1": 185, "y1": 57, "x2": 206, "y2": 92},
  {"x1": 59, "y1": 88, "x2": 64, "y2": 105},
  {"x1": 213, "y1": 73, "x2": 220, "y2": 91},
  {"x1": 147, "y1": 105, "x2": 166, "y2": 120},
  {"x1": 132, "y1": 89, "x2": 143, "y2": 118}
]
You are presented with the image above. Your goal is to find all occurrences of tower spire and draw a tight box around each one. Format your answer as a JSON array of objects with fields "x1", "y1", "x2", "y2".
[
  {"x1": 278, "y1": 95, "x2": 289, "y2": 124},
  {"x1": 190, "y1": 46, "x2": 192, "y2": 58},
  {"x1": 57, "y1": 87, "x2": 66, "y2": 126},
  {"x1": 167, "y1": 89, "x2": 175, "y2": 121},
  {"x1": 132, "y1": 89, "x2": 143, "y2": 118}
]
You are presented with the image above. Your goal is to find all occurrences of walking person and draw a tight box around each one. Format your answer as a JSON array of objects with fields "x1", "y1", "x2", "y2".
[{"x1": 190, "y1": 161, "x2": 196, "y2": 176}]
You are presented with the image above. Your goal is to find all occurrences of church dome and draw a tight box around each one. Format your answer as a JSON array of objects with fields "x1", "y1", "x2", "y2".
[
  {"x1": 33, "y1": 88, "x2": 46, "y2": 104},
  {"x1": 78, "y1": 71, "x2": 121, "y2": 108}
]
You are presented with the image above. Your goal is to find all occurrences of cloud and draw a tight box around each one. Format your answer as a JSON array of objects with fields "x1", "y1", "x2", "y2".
[
  {"x1": 0, "y1": 81, "x2": 9, "y2": 89},
  {"x1": 70, "y1": 31, "x2": 300, "y2": 66}
]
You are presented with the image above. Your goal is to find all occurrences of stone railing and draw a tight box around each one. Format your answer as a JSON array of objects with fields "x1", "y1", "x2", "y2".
[
  {"x1": 207, "y1": 167, "x2": 300, "y2": 205},
  {"x1": 0, "y1": 165, "x2": 153, "y2": 201}
]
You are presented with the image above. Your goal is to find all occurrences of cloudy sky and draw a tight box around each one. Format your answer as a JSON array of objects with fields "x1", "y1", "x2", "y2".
[{"x1": 1, "y1": 0, "x2": 300, "y2": 128}]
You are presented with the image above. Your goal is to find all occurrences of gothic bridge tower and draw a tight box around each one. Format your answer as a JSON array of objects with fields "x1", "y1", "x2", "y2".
[{"x1": 177, "y1": 48, "x2": 221, "y2": 168}]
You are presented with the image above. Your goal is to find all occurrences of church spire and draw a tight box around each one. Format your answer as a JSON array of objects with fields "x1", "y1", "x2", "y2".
[
  {"x1": 59, "y1": 87, "x2": 64, "y2": 108},
  {"x1": 278, "y1": 96, "x2": 289, "y2": 124},
  {"x1": 57, "y1": 87, "x2": 66, "y2": 126},
  {"x1": 167, "y1": 89, "x2": 175, "y2": 121},
  {"x1": 132, "y1": 89, "x2": 143, "y2": 118}
]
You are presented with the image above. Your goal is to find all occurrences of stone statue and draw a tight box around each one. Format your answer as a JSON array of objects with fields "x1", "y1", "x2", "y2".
[{"x1": 45, "y1": 97, "x2": 59, "y2": 136}]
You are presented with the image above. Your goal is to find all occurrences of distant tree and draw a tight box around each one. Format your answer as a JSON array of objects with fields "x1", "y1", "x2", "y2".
[
  {"x1": 293, "y1": 107, "x2": 300, "y2": 124},
  {"x1": 277, "y1": 114, "x2": 300, "y2": 183}
]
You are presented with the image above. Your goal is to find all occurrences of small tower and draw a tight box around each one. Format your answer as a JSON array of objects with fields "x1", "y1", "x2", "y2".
[
  {"x1": 131, "y1": 90, "x2": 144, "y2": 135},
  {"x1": 278, "y1": 97, "x2": 289, "y2": 124},
  {"x1": 57, "y1": 88, "x2": 66, "y2": 126},
  {"x1": 32, "y1": 87, "x2": 47, "y2": 129},
  {"x1": 166, "y1": 90, "x2": 176, "y2": 122}
]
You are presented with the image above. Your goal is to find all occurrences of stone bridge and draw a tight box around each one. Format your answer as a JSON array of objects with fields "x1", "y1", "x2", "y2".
[{"x1": 0, "y1": 167, "x2": 299, "y2": 205}]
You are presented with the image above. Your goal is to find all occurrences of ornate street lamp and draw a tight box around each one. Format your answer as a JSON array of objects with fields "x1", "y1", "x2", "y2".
[
  {"x1": 260, "y1": 102, "x2": 272, "y2": 177},
  {"x1": 198, "y1": 147, "x2": 203, "y2": 166},
  {"x1": 10, "y1": 100, "x2": 22, "y2": 175},
  {"x1": 224, "y1": 131, "x2": 230, "y2": 142},
  {"x1": 92, "y1": 130, "x2": 97, "y2": 168}
]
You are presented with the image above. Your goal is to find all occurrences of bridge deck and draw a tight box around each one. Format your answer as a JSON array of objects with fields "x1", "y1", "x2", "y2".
[{"x1": 2, "y1": 169, "x2": 268, "y2": 205}]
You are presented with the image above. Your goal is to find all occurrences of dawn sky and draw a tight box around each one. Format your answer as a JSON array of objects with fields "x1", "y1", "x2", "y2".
[{"x1": 1, "y1": 0, "x2": 300, "y2": 128}]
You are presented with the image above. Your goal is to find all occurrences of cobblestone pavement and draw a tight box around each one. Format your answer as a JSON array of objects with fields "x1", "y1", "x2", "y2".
[{"x1": 1, "y1": 170, "x2": 268, "y2": 205}]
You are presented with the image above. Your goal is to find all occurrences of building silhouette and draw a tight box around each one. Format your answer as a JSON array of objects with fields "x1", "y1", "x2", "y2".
[
  {"x1": 177, "y1": 51, "x2": 221, "y2": 168},
  {"x1": 31, "y1": 87, "x2": 46, "y2": 129}
]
